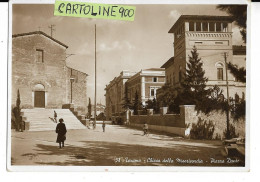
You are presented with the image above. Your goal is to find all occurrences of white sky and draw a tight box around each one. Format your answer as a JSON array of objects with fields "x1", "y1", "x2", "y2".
[{"x1": 12, "y1": 4, "x2": 244, "y2": 104}]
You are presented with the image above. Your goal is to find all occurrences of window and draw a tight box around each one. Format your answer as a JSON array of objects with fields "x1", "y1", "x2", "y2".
[
  {"x1": 216, "y1": 22, "x2": 221, "y2": 32},
  {"x1": 36, "y1": 49, "x2": 44, "y2": 63},
  {"x1": 150, "y1": 88, "x2": 155, "y2": 97},
  {"x1": 217, "y1": 68, "x2": 223, "y2": 80},
  {"x1": 189, "y1": 22, "x2": 194, "y2": 31},
  {"x1": 153, "y1": 77, "x2": 158, "y2": 82},
  {"x1": 223, "y1": 23, "x2": 228, "y2": 32},
  {"x1": 216, "y1": 42, "x2": 223, "y2": 44},
  {"x1": 216, "y1": 62, "x2": 224, "y2": 80},
  {"x1": 209, "y1": 22, "x2": 215, "y2": 32},
  {"x1": 202, "y1": 22, "x2": 208, "y2": 31},
  {"x1": 196, "y1": 22, "x2": 201, "y2": 31},
  {"x1": 195, "y1": 41, "x2": 203, "y2": 45}
]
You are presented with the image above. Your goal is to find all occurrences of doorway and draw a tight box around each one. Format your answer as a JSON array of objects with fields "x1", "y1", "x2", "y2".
[{"x1": 34, "y1": 91, "x2": 45, "y2": 108}]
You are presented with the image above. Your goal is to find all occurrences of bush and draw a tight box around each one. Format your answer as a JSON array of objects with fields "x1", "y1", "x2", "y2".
[
  {"x1": 190, "y1": 117, "x2": 215, "y2": 140},
  {"x1": 223, "y1": 123, "x2": 239, "y2": 139}
]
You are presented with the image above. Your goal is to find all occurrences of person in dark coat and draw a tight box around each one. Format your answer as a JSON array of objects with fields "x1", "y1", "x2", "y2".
[
  {"x1": 56, "y1": 118, "x2": 67, "y2": 148},
  {"x1": 102, "y1": 120, "x2": 106, "y2": 132}
]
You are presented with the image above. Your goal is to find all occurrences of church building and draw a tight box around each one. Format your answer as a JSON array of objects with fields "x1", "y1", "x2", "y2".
[{"x1": 12, "y1": 31, "x2": 88, "y2": 114}]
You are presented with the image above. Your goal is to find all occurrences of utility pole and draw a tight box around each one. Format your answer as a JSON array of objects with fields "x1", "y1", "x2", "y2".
[
  {"x1": 48, "y1": 24, "x2": 55, "y2": 37},
  {"x1": 224, "y1": 52, "x2": 230, "y2": 139},
  {"x1": 94, "y1": 24, "x2": 97, "y2": 129}
]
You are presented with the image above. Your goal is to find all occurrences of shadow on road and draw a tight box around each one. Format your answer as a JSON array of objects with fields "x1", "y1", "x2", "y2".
[{"x1": 34, "y1": 140, "x2": 244, "y2": 166}]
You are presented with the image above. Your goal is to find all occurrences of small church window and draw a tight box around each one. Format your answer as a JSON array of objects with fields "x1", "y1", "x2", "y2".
[{"x1": 36, "y1": 49, "x2": 44, "y2": 63}]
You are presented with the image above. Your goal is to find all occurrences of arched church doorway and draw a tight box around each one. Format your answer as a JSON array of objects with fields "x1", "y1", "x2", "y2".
[{"x1": 34, "y1": 84, "x2": 45, "y2": 108}]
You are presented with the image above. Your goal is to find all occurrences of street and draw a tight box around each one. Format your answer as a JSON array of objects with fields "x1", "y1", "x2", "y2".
[{"x1": 11, "y1": 124, "x2": 244, "y2": 166}]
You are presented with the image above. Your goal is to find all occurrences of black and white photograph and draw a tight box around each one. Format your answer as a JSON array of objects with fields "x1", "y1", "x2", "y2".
[{"x1": 8, "y1": 0, "x2": 248, "y2": 170}]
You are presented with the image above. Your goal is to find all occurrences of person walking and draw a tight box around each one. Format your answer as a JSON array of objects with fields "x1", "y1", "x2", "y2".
[
  {"x1": 54, "y1": 110, "x2": 57, "y2": 123},
  {"x1": 56, "y1": 118, "x2": 67, "y2": 148},
  {"x1": 143, "y1": 122, "x2": 148, "y2": 136},
  {"x1": 102, "y1": 121, "x2": 106, "y2": 132}
]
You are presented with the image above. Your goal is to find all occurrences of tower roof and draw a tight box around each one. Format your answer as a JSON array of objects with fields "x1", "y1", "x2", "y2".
[{"x1": 168, "y1": 15, "x2": 234, "y2": 33}]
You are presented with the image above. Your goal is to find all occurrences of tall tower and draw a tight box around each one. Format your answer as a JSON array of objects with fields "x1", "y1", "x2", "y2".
[{"x1": 167, "y1": 15, "x2": 244, "y2": 98}]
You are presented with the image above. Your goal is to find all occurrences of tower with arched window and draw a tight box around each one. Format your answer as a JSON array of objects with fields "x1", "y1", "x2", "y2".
[{"x1": 162, "y1": 15, "x2": 246, "y2": 98}]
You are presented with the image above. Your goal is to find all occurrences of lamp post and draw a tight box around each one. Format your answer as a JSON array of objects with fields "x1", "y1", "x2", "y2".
[
  {"x1": 224, "y1": 52, "x2": 230, "y2": 139},
  {"x1": 70, "y1": 69, "x2": 75, "y2": 104}
]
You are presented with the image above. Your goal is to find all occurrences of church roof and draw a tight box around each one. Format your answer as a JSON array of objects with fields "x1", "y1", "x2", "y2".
[{"x1": 12, "y1": 31, "x2": 68, "y2": 48}]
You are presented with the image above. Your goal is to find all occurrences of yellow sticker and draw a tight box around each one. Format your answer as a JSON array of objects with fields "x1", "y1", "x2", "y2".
[{"x1": 54, "y1": 1, "x2": 136, "y2": 21}]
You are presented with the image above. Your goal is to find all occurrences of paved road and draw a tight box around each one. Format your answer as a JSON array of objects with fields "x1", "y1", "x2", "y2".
[{"x1": 11, "y1": 124, "x2": 244, "y2": 166}]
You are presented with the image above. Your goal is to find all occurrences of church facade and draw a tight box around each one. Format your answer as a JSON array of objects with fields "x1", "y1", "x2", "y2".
[{"x1": 12, "y1": 31, "x2": 88, "y2": 113}]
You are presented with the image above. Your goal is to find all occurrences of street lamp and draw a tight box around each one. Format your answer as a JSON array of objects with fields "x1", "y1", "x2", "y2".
[{"x1": 70, "y1": 72, "x2": 75, "y2": 104}]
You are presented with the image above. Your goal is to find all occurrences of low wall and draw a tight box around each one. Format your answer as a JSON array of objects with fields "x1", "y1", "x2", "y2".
[
  {"x1": 130, "y1": 114, "x2": 183, "y2": 127},
  {"x1": 129, "y1": 110, "x2": 186, "y2": 136},
  {"x1": 197, "y1": 110, "x2": 245, "y2": 139},
  {"x1": 129, "y1": 105, "x2": 245, "y2": 139},
  {"x1": 130, "y1": 123, "x2": 186, "y2": 136}
]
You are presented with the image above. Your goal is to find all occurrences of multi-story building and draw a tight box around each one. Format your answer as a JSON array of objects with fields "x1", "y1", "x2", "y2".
[
  {"x1": 12, "y1": 31, "x2": 88, "y2": 113},
  {"x1": 126, "y1": 68, "x2": 165, "y2": 105},
  {"x1": 105, "y1": 70, "x2": 136, "y2": 120},
  {"x1": 161, "y1": 15, "x2": 246, "y2": 98}
]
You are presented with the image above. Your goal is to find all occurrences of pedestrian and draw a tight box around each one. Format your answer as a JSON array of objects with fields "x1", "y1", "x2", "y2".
[
  {"x1": 102, "y1": 120, "x2": 106, "y2": 132},
  {"x1": 54, "y1": 110, "x2": 57, "y2": 123},
  {"x1": 56, "y1": 118, "x2": 67, "y2": 148},
  {"x1": 143, "y1": 122, "x2": 148, "y2": 136}
]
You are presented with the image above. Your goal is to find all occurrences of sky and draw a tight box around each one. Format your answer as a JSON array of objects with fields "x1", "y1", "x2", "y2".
[{"x1": 12, "y1": 4, "x2": 244, "y2": 105}]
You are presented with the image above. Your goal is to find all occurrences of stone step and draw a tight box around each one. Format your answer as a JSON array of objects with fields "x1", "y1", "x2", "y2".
[{"x1": 22, "y1": 109, "x2": 86, "y2": 131}]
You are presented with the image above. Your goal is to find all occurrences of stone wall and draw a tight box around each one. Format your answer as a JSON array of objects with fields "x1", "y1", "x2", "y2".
[
  {"x1": 129, "y1": 105, "x2": 245, "y2": 138},
  {"x1": 68, "y1": 68, "x2": 88, "y2": 114},
  {"x1": 130, "y1": 114, "x2": 183, "y2": 127}
]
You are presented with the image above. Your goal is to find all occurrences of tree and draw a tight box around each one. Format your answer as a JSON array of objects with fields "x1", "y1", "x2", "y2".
[
  {"x1": 156, "y1": 84, "x2": 178, "y2": 113},
  {"x1": 217, "y1": 5, "x2": 247, "y2": 43},
  {"x1": 12, "y1": 89, "x2": 21, "y2": 131},
  {"x1": 227, "y1": 62, "x2": 246, "y2": 83},
  {"x1": 178, "y1": 46, "x2": 209, "y2": 109},
  {"x1": 122, "y1": 90, "x2": 132, "y2": 110},
  {"x1": 146, "y1": 98, "x2": 159, "y2": 114},
  {"x1": 217, "y1": 5, "x2": 247, "y2": 84},
  {"x1": 133, "y1": 91, "x2": 142, "y2": 115},
  {"x1": 87, "y1": 98, "x2": 92, "y2": 119}
]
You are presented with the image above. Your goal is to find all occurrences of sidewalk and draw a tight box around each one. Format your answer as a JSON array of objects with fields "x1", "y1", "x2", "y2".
[{"x1": 11, "y1": 124, "x2": 244, "y2": 166}]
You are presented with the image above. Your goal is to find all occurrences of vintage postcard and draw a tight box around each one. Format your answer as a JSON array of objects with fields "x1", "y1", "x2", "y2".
[{"x1": 7, "y1": 0, "x2": 249, "y2": 171}]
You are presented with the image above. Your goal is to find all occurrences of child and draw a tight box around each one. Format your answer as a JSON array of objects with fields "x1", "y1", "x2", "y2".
[
  {"x1": 56, "y1": 118, "x2": 67, "y2": 148},
  {"x1": 102, "y1": 121, "x2": 106, "y2": 132},
  {"x1": 143, "y1": 123, "x2": 148, "y2": 136}
]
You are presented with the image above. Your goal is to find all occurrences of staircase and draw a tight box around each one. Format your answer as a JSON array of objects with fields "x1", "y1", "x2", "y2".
[{"x1": 21, "y1": 109, "x2": 86, "y2": 131}]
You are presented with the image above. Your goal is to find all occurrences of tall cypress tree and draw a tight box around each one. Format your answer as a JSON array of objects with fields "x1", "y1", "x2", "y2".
[
  {"x1": 87, "y1": 98, "x2": 92, "y2": 119},
  {"x1": 179, "y1": 46, "x2": 208, "y2": 106}
]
